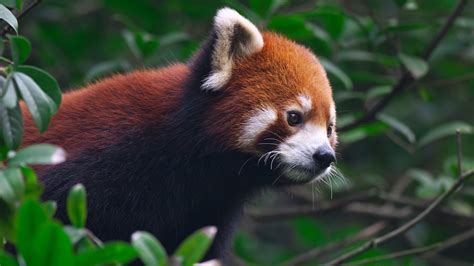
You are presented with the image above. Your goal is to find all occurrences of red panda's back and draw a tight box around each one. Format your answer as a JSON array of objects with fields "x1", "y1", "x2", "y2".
[{"x1": 22, "y1": 64, "x2": 189, "y2": 157}]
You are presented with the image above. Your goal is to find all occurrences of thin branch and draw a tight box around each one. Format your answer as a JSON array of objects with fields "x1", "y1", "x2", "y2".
[
  {"x1": 422, "y1": 71, "x2": 474, "y2": 89},
  {"x1": 345, "y1": 202, "x2": 412, "y2": 219},
  {"x1": 423, "y1": 227, "x2": 474, "y2": 258},
  {"x1": 325, "y1": 133, "x2": 473, "y2": 265},
  {"x1": 379, "y1": 193, "x2": 474, "y2": 226},
  {"x1": 345, "y1": 228, "x2": 474, "y2": 266},
  {"x1": 344, "y1": 243, "x2": 441, "y2": 266},
  {"x1": 282, "y1": 221, "x2": 387, "y2": 266},
  {"x1": 427, "y1": 255, "x2": 472, "y2": 266},
  {"x1": 456, "y1": 130, "x2": 463, "y2": 174},
  {"x1": 0, "y1": 0, "x2": 43, "y2": 37},
  {"x1": 325, "y1": 169, "x2": 473, "y2": 265},
  {"x1": 248, "y1": 189, "x2": 378, "y2": 222},
  {"x1": 339, "y1": 0, "x2": 468, "y2": 132}
]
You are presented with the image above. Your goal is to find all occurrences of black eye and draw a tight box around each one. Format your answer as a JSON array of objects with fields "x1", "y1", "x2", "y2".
[
  {"x1": 327, "y1": 123, "x2": 334, "y2": 137},
  {"x1": 287, "y1": 111, "x2": 303, "y2": 126}
]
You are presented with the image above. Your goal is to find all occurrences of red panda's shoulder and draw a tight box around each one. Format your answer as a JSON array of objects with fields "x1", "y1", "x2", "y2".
[{"x1": 22, "y1": 64, "x2": 189, "y2": 154}]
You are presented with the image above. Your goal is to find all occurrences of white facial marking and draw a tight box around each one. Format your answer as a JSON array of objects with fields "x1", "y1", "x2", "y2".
[
  {"x1": 202, "y1": 7, "x2": 264, "y2": 91},
  {"x1": 279, "y1": 124, "x2": 329, "y2": 169},
  {"x1": 330, "y1": 102, "x2": 336, "y2": 123},
  {"x1": 298, "y1": 95, "x2": 312, "y2": 113},
  {"x1": 239, "y1": 107, "x2": 277, "y2": 148}
]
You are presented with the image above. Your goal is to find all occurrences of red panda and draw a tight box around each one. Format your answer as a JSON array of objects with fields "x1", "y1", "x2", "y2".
[{"x1": 22, "y1": 8, "x2": 337, "y2": 260}]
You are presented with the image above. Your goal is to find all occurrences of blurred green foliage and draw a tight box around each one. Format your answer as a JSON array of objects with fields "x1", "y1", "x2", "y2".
[{"x1": 0, "y1": 0, "x2": 473, "y2": 265}]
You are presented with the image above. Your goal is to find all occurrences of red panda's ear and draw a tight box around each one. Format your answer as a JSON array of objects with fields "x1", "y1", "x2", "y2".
[{"x1": 201, "y1": 8, "x2": 264, "y2": 91}]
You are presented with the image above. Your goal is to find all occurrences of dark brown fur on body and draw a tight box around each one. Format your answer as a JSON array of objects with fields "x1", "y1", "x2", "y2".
[{"x1": 22, "y1": 14, "x2": 336, "y2": 261}]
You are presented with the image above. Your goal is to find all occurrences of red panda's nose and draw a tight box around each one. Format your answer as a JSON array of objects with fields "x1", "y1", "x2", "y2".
[{"x1": 312, "y1": 145, "x2": 336, "y2": 169}]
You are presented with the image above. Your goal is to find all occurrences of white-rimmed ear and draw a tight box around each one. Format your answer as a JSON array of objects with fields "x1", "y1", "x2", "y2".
[{"x1": 202, "y1": 7, "x2": 264, "y2": 91}]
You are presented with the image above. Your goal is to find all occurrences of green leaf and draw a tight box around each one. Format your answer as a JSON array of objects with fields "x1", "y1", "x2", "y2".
[
  {"x1": 123, "y1": 30, "x2": 159, "y2": 58},
  {"x1": 377, "y1": 113, "x2": 416, "y2": 143},
  {"x1": 0, "y1": 4, "x2": 18, "y2": 33},
  {"x1": 22, "y1": 166, "x2": 42, "y2": 199},
  {"x1": 339, "y1": 121, "x2": 389, "y2": 144},
  {"x1": 132, "y1": 231, "x2": 169, "y2": 266},
  {"x1": 63, "y1": 226, "x2": 88, "y2": 245},
  {"x1": 0, "y1": 251, "x2": 18, "y2": 266},
  {"x1": 399, "y1": 53, "x2": 429, "y2": 79},
  {"x1": 307, "y1": 6, "x2": 347, "y2": 40},
  {"x1": 13, "y1": 72, "x2": 55, "y2": 132},
  {"x1": 0, "y1": 0, "x2": 21, "y2": 10},
  {"x1": 1, "y1": 76, "x2": 18, "y2": 108},
  {"x1": 407, "y1": 168, "x2": 434, "y2": 186},
  {"x1": 0, "y1": 1, "x2": 16, "y2": 8},
  {"x1": 43, "y1": 200, "x2": 57, "y2": 217},
  {"x1": 16, "y1": 65, "x2": 61, "y2": 109},
  {"x1": 67, "y1": 184, "x2": 87, "y2": 228},
  {"x1": 319, "y1": 58, "x2": 353, "y2": 90},
  {"x1": 84, "y1": 60, "x2": 130, "y2": 82},
  {"x1": 30, "y1": 223, "x2": 74, "y2": 266},
  {"x1": 366, "y1": 85, "x2": 392, "y2": 101},
  {"x1": 75, "y1": 242, "x2": 138, "y2": 265},
  {"x1": 15, "y1": 0, "x2": 21, "y2": 11},
  {"x1": 381, "y1": 22, "x2": 429, "y2": 34},
  {"x1": 174, "y1": 226, "x2": 217, "y2": 266},
  {"x1": 268, "y1": 15, "x2": 314, "y2": 40},
  {"x1": 418, "y1": 121, "x2": 473, "y2": 147},
  {"x1": 0, "y1": 199, "x2": 15, "y2": 241},
  {"x1": 8, "y1": 35, "x2": 31, "y2": 64},
  {"x1": 0, "y1": 168, "x2": 23, "y2": 204},
  {"x1": 335, "y1": 91, "x2": 365, "y2": 103},
  {"x1": 249, "y1": 0, "x2": 286, "y2": 18},
  {"x1": 16, "y1": 200, "x2": 48, "y2": 261},
  {"x1": 335, "y1": 50, "x2": 377, "y2": 62},
  {"x1": 9, "y1": 144, "x2": 65, "y2": 167},
  {"x1": 0, "y1": 102, "x2": 23, "y2": 149}
]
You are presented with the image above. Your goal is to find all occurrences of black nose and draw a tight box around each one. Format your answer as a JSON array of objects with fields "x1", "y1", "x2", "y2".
[{"x1": 312, "y1": 147, "x2": 336, "y2": 169}]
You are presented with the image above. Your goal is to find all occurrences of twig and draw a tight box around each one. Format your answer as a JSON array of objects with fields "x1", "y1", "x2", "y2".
[
  {"x1": 427, "y1": 255, "x2": 472, "y2": 266},
  {"x1": 345, "y1": 202, "x2": 412, "y2": 219},
  {"x1": 456, "y1": 130, "x2": 462, "y2": 174},
  {"x1": 0, "y1": 0, "x2": 43, "y2": 37},
  {"x1": 248, "y1": 189, "x2": 378, "y2": 222},
  {"x1": 345, "y1": 228, "x2": 474, "y2": 266},
  {"x1": 422, "y1": 227, "x2": 474, "y2": 258},
  {"x1": 281, "y1": 221, "x2": 387, "y2": 266},
  {"x1": 339, "y1": 0, "x2": 468, "y2": 132},
  {"x1": 325, "y1": 132, "x2": 473, "y2": 265},
  {"x1": 379, "y1": 193, "x2": 474, "y2": 226},
  {"x1": 86, "y1": 229, "x2": 104, "y2": 247},
  {"x1": 422, "y1": 71, "x2": 474, "y2": 89},
  {"x1": 344, "y1": 243, "x2": 441, "y2": 266},
  {"x1": 325, "y1": 169, "x2": 473, "y2": 265}
]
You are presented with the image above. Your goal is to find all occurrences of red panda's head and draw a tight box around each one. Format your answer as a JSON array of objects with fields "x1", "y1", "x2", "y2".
[{"x1": 191, "y1": 8, "x2": 337, "y2": 183}]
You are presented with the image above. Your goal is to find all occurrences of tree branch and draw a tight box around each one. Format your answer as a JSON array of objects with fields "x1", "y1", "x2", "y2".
[
  {"x1": 339, "y1": 0, "x2": 468, "y2": 132},
  {"x1": 248, "y1": 189, "x2": 378, "y2": 222},
  {"x1": 282, "y1": 221, "x2": 387, "y2": 266},
  {"x1": 325, "y1": 132, "x2": 473, "y2": 265},
  {"x1": 344, "y1": 228, "x2": 474, "y2": 266},
  {"x1": 325, "y1": 169, "x2": 473, "y2": 265}
]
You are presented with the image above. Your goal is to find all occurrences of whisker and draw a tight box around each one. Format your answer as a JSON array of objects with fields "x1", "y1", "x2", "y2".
[
  {"x1": 238, "y1": 157, "x2": 254, "y2": 175},
  {"x1": 258, "y1": 142, "x2": 280, "y2": 146}
]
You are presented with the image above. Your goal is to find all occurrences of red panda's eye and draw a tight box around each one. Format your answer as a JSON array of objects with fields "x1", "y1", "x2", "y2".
[
  {"x1": 287, "y1": 111, "x2": 303, "y2": 126},
  {"x1": 327, "y1": 123, "x2": 334, "y2": 137}
]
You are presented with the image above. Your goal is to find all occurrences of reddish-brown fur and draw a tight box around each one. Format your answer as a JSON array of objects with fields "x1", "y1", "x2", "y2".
[
  {"x1": 20, "y1": 32, "x2": 336, "y2": 261},
  {"x1": 22, "y1": 65, "x2": 189, "y2": 154},
  {"x1": 204, "y1": 32, "x2": 336, "y2": 150},
  {"x1": 23, "y1": 33, "x2": 335, "y2": 153}
]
